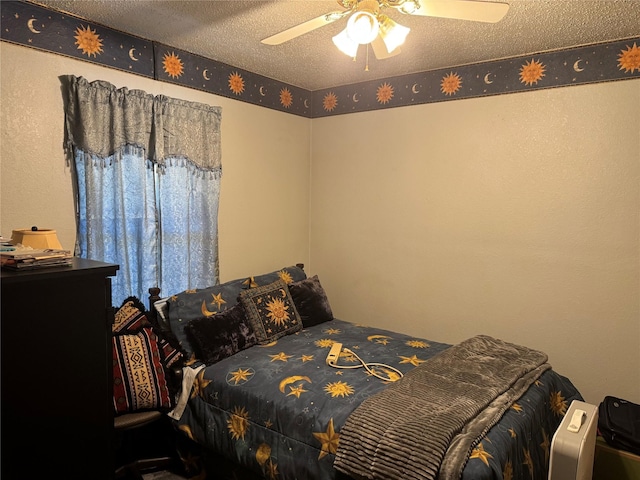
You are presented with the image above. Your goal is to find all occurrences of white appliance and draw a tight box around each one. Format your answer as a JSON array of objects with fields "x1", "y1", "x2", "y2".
[{"x1": 549, "y1": 400, "x2": 599, "y2": 480}]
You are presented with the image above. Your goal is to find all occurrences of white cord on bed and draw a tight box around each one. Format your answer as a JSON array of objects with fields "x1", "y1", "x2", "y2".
[{"x1": 330, "y1": 347, "x2": 404, "y2": 382}]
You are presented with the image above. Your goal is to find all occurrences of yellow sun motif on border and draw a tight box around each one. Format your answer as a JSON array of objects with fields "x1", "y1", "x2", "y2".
[
  {"x1": 228, "y1": 71, "x2": 245, "y2": 95},
  {"x1": 265, "y1": 296, "x2": 290, "y2": 326},
  {"x1": 441, "y1": 72, "x2": 462, "y2": 95},
  {"x1": 519, "y1": 58, "x2": 546, "y2": 86},
  {"x1": 376, "y1": 82, "x2": 394, "y2": 104},
  {"x1": 280, "y1": 88, "x2": 293, "y2": 108},
  {"x1": 550, "y1": 391, "x2": 567, "y2": 416},
  {"x1": 74, "y1": 25, "x2": 103, "y2": 57},
  {"x1": 323, "y1": 92, "x2": 338, "y2": 111},
  {"x1": 277, "y1": 270, "x2": 294, "y2": 284},
  {"x1": 163, "y1": 52, "x2": 184, "y2": 79},
  {"x1": 227, "y1": 405, "x2": 250, "y2": 440},
  {"x1": 324, "y1": 381, "x2": 354, "y2": 398},
  {"x1": 618, "y1": 42, "x2": 640, "y2": 73}
]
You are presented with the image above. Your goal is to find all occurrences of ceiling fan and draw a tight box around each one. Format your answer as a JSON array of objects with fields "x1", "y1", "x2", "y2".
[{"x1": 261, "y1": 0, "x2": 509, "y2": 61}]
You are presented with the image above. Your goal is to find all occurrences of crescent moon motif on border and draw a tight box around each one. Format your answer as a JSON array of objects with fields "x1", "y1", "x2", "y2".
[
  {"x1": 259, "y1": 86, "x2": 266, "y2": 96},
  {"x1": 353, "y1": 93, "x2": 359, "y2": 103},
  {"x1": 411, "y1": 83, "x2": 420, "y2": 94},
  {"x1": 483, "y1": 73, "x2": 494, "y2": 84},
  {"x1": 303, "y1": 99, "x2": 310, "y2": 108},
  {"x1": 128, "y1": 48, "x2": 139, "y2": 62},
  {"x1": 573, "y1": 59, "x2": 585, "y2": 72},
  {"x1": 27, "y1": 18, "x2": 41, "y2": 34},
  {"x1": 202, "y1": 68, "x2": 210, "y2": 80}
]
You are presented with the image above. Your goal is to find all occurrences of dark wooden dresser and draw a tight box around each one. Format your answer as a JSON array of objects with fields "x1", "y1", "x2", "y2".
[{"x1": 1, "y1": 258, "x2": 119, "y2": 479}]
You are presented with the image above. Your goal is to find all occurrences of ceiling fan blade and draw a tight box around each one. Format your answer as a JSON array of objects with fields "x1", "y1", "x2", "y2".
[
  {"x1": 410, "y1": 0, "x2": 509, "y2": 23},
  {"x1": 261, "y1": 10, "x2": 350, "y2": 45},
  {"x1": 371, "y1": 35, "x2": 401, "y2": 60}
]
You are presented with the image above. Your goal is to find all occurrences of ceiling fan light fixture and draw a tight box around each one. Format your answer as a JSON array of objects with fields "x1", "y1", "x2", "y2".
[
  {"x1": 332, "y1": 27, "x2": 360, "y2": 57},
  {"x1": 397, "y1": 0, "x2": 420, "y2": 15},
  {"x1": 345, "y1": 0, "x2": 380, "y2": 44},
  {"x1": 378, "y1": 15, "x2": 410, "y2": 53},
  {"x1": 346, "y1": 10, "x2": 379, "y2": 44}
]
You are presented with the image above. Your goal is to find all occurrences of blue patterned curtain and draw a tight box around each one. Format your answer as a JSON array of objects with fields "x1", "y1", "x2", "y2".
[{"x1": 63, "y1": 76, "x2": 221, "y2": 305}]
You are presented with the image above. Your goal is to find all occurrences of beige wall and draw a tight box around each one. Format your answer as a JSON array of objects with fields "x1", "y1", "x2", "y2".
[
  {"x1": 2, "y1": 41, "x2": 639, "y2": 406},
  {"x1": 310, "y1": 82, "x2": 640, "y2": 405},
  {"x1": 0, "y1": 42, "x2": 311, "y2": 284}
]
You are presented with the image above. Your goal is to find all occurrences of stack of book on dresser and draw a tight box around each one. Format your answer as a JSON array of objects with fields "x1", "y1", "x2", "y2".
[{"x1": 0, "y1": 247, "x2": 73, "y2": 270}]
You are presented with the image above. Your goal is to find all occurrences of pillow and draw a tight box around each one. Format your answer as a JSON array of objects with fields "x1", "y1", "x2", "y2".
[
  {"x1": 183, "y1": 303, "x2": 257, "y2": 365},
  {"x1": 166, "y1": 265, "x2": 306, "y2": 355},
  {"x1": 239, "y1": 279, "x2": 302, "y2": 344},
  {"x1": 288, "y1": 275, "x2": 334, "y2": 328},
  {"x1": 114, "y1": 297, "x2": 183, "y2": 369},
  {"x1": 113, "y1": 327, "x2": 172, "y2": 414},
  {"x1": 113, "y1": 296, "x2": 149, "y2": 332}
]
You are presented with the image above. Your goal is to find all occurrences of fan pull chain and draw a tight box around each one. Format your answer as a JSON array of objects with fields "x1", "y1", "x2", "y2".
[{"x1": 365, "y1": 43, "x2": 370, "y2": 72}]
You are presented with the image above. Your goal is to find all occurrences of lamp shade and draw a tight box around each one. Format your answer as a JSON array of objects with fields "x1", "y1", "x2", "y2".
[
  {"x1": 11, "y1": 228, "x2": 63, "y2": 249},
  {"x1": 346, "y1": 9, "x2": 380, "y2": 44},
  {"x1": 379, "y1": 15, "x2": 410, "y2": 54},
  {"x1": 333, "y1": 28, "x2": 360, "y2": 57}
]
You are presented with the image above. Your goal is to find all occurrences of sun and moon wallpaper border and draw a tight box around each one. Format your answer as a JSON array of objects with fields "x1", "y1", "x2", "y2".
[{"x1": 2, "y1": 1, "x2": 639, "y2": 119}]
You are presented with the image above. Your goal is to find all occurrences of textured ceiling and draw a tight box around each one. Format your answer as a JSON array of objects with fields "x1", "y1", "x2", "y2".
[{"x1": 34, "y1": 0, "x2": 640, "y2": 91}]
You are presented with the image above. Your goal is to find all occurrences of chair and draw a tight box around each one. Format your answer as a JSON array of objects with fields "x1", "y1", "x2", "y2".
[{"x1": 114, "y1": 410, "x2": 182, "y2": 479}]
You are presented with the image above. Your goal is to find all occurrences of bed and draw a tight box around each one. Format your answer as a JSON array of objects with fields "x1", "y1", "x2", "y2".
[{"x1": 139, "y1": 264, "x2": 583, "y2": 480}]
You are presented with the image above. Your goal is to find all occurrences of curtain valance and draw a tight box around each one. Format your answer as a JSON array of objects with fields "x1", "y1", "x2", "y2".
[{"x1": 62, "y1": 75, "x2": 221, "y2": 172}]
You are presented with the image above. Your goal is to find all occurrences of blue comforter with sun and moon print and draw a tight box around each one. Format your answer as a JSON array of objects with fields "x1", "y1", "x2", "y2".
[{"x1": 173, "y1": 319, "x2": 582, "y2": 480}]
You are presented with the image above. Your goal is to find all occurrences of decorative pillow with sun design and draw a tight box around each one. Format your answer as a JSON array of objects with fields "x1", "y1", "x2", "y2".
[
  {"x1": 238, "y1": 279, "x2": 302, "y2": 344},
  {"x1": 167, "y1": 265, "x2": 306, "y2": 355}
]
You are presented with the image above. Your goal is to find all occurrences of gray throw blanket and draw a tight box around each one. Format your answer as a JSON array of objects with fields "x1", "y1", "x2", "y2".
[{"x1": 333, "y1": 335, "x2": 551, "y2": 480}]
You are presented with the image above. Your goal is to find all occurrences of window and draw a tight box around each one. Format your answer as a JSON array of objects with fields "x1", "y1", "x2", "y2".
[{"x1": 63, "y1": 76, "x2": 222, "y2": 305}]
